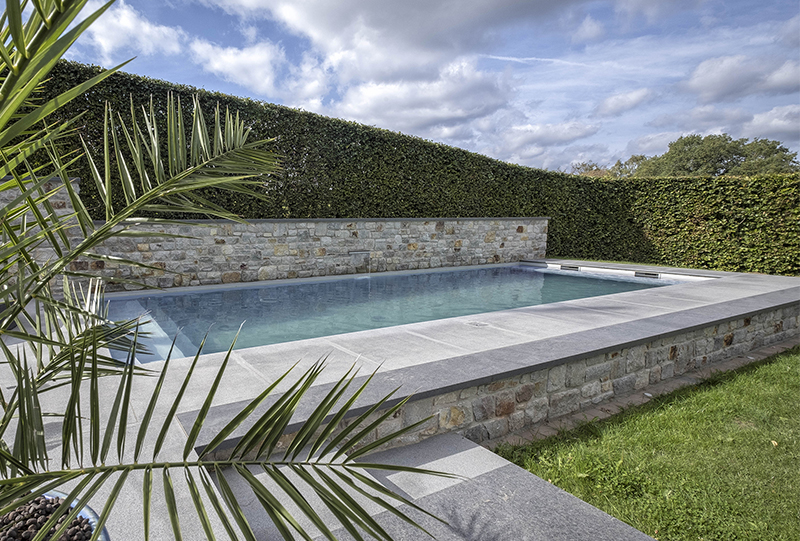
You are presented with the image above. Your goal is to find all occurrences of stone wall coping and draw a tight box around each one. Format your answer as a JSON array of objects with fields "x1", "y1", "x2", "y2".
[{"x1": 90, "y1": 216, "x2": 550, "y2": 226}]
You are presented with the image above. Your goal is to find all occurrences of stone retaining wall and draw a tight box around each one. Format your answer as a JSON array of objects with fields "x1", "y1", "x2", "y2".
[
  {"x1": 1, "y1": 180, "x2": 549, "y2": 292},
  {"x1": 347, "y1": 302, "x2": 799, "y2": 450},
  {"x1": 93, "y1": 217, "x2": 548, "y2": 291}
]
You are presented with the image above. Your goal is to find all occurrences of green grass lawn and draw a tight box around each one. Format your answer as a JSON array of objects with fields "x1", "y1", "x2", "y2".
[{"x1": 496, "y1": 346, "x2": 800, "y2": 541}]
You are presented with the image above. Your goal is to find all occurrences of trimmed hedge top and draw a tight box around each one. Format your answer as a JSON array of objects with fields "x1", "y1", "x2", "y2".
[{"x1": 38, "y1": 61, "x2": 800, "y2": 276}]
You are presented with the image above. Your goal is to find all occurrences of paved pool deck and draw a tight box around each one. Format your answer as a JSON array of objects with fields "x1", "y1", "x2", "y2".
[
  {"x1": 172, "y1": 259, "x2": 799, "y2": 452},
  {"x1": 11, "y1": 259, "x2": 799, "y2": 539}
]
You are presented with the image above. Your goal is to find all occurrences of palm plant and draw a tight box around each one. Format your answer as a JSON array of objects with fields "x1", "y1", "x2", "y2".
[{"x1": 0, "y1": 1, "x2": 447, "y2": 539}]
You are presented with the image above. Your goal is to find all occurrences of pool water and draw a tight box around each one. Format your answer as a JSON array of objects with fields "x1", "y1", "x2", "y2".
[{"x1": 107, "y1": 265, "x2": 671, "y2": 362}]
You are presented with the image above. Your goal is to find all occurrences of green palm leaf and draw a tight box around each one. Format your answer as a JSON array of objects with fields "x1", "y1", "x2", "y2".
[{"x1": 1, "y1": 2, "x2": 448, "y2": 539}]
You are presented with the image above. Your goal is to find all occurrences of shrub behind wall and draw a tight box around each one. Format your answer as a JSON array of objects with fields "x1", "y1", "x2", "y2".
[{"x1": 39, "y1": 61, "x2": 799, "y2": 275}]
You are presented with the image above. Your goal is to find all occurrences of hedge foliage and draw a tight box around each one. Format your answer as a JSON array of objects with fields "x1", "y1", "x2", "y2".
[{"x1": 38, "y1": 61, "x2": 799, "y2": 275}]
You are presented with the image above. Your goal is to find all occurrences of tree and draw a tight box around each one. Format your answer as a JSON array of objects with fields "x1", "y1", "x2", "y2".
[
  {"x1": 0, "y1": 1, "x2": 445, "y2": 540},
  {"x1": 633, "y1": 134, "x2": 799, "y2": 177},
  {"x1": 607, "y1": 155, "x2": 646, "y2": 179},
  {"x1": 568, "y1": 161, "x2": 608, "y2": 178}
]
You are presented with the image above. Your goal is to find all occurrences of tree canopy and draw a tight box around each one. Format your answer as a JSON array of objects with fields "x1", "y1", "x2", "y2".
[{"x1": 571, "y1": 134, "x2": 800, "y2": 178}]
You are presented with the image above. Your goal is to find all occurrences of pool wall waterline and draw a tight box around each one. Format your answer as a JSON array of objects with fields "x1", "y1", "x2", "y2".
[{"x1": 176, "y1": 261, "x2": 800, "y2": 459}]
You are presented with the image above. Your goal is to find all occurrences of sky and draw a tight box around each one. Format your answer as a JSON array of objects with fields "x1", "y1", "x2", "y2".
[{"x1": 67, "y1": 0, "x2": 800, "y2": 171}]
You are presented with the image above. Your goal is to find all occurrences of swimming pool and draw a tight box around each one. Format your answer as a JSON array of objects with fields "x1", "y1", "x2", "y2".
[{"x1": 106, "y1": 264, "x2": 679, "y2": 363}]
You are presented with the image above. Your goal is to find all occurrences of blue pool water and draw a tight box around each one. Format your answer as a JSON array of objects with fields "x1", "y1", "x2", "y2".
[{"x1": 107, "y1": 265, "x2": 671, "y2": 362}]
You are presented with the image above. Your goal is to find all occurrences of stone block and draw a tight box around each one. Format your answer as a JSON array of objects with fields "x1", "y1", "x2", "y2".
[
  {"x1": 472, "y1": 396, "x2": 495, "y2": 422},
  {"x1": 484, "y1": 418, "x2": 509, "y2": 440},
  {"x1": 609, "y1": 358, "x2": 624, "y2": 379},
  {"x1": 257, "y1": 265, "x2": 277, "y2": 280},
  {"x1": 402, "y1": 398, "x2": 435, "y2": 428},
  {"x1": 675, "y1": 355, "x2": 695, "y2": 374},
  {"x1": 612, "y1": 373, "x2": 637, "y2": 395},
  {"x1": 592, "y1": 391, "x2": 614, "y2": 405},
  {"x1": 547, "y1": 364, "x2": 566, "y2": 392},
  {"x1": 649, "y1": 365, "x2": 662, "y2": 383},
  {"x1": 549, "y1": 389, "x2": 580, "y2": 419},
  {"x1": 634, "y1": 369, "x2": 650, "y2": 389},
  {"x1": 626, "y1": 346, "x2": 646, "y2": 373},
  {"x1": 584, "y1": 353, "x2": 606, "y2": 366},
  {"x1": 645, "y1": 346, "x2": 668, "y2": 367},
  {"x1": 581, "y1": 380, "x2": 601, "y2": 398},
  {"x1": 221, "y1": 271, "x2": 241, "y2": 283},
  {"x1": 661, "y1": 362, "x2": 674, "y2": 380},
  {"x1": 524, "y1": 397, "x2": 549, "y2": 424},
  {"x1": 375, "y1": 411, "x2": 404, "y2": 439},
  {"x1": 509, "y1": 411, "x2": 525, "y2": 432},
  {"x1": 463, "y1": 424, "x2": 489, "y2": 443},
  {"x1": 531, "y1": 369, "x2": 548, "y2": 397},
  {"x1": 495, "y1": 391, "x2": 516, "y2": 417},
  {"x1": 585, "y1": 362, "x2": 612, "y2": 381},
  {"x1": 565, "y1": 361, "x2": 586, "y2": 387},
  {"x1": 433, "y1": 392, "x2": 458, "y2": 405},
  {"x1": 439, "y1": 405, "x2": 471, "y2": 430},
  {"x1": 515, "y1": 383, "x2": 535, "y2": 404}
]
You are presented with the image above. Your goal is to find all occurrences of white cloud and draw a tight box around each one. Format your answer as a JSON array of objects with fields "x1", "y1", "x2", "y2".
[
  {"x1": 505, "y1": 121, "x2": 600, "y2": 149},
  {"x1": 683, "y1": 55, "x2": 762, "y2": 102},
  {"x1": 613, "y1": 0, "x2": 700, "y2": 23},
  {"x1": 72, "y1": 0, "x2": 799, "y2": 172},
  {"x1": 648, "y1": 105, "x2": 753, "y2": 131},
  {"x1": 684, "y1": 56, "x2": 800, "y2": 102},
  {"x1": 594, "y1": 88, "x2": 652, "y2": 117},
  {"x1": 625, "y1": 131, "x2": 683, "y2": 156},
  {"x1": 86, "y1": 0, "x2": 185, "y2": 64},
  {"x1": 778, "y1": 14, "x2": 800, "y2": 48},
  {"x1": 195, "y1": 0, "x2": 580, "y2": 82},
  {"x1": 331, "y1": 59, "x2": 510, "y2": 133},
  {"x1": 283, "y1": 53, "x2": 330, "y2": 109},
  {"x1": 741, "y1": 105, "x2": 800, "y2": 143},
  {"x1": 189, "y1": 39, "x2": 287, "y2": 97},
  {"x1": 240, "y1": 24, "x2": 259, "y2": 44},
  {"x1": 572, "y1": 15, "x2": 605, "y2": 43},
  {"x1": 761, "y1": 60, "x2": 800, "y2": 94}
]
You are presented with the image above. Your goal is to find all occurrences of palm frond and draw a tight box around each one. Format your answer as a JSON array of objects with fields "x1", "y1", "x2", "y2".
[
  {"x1": 1, "y1": 328, "x2": 453, "y2": 540},
  {"x1": 0, "y1": 3, "x2": 446, "y2": 540}
]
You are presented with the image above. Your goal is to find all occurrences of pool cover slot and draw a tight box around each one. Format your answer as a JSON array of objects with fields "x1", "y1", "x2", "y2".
[
  {"x1": 560, "y1": 264, "x2": 580, "y2": 271},
  {"x1": 635, "y1": 271, "x2": 660, "y2": 279}
]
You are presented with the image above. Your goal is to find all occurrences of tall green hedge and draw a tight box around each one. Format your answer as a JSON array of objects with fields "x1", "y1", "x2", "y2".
[{"x1": 39, "y1": 61, "x2": 799, "y2": 275}]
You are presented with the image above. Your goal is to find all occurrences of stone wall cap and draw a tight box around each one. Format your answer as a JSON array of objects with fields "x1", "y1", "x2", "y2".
[{"x1": 90, "y1": 216, "x2": 550, "y2": 225}]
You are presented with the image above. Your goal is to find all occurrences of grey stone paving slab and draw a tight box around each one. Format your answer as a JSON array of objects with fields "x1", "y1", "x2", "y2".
[
  {"x1": 327, "y1": 328, "x2": 471, "y2": 369},
  {"x1": 466, "y1": 309, "x2": 609, "y2": 338},
  {"x1": 215, "y1": 449, "x2": 395, "y2": 540},
  {"x1": 235, "y1": 339, "x2": 380, "y2": 392},
  {"x1": 397, "y1": 317, "x2": 537, "y2": 350},
  {"x1": 319, "y1": 433, "x2": 653, "y2": 541}
]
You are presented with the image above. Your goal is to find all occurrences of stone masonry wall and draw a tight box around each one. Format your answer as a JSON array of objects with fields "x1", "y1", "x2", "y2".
[
  {"x1": 89, "y1": 217, "x2": 548, "y2": 291},
  {"x1": 1, "y1": 180, "x2": 548, "y2": 292},
  {"x1": 344, "y1": 302, "x2": 799, "y2": 451}
]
